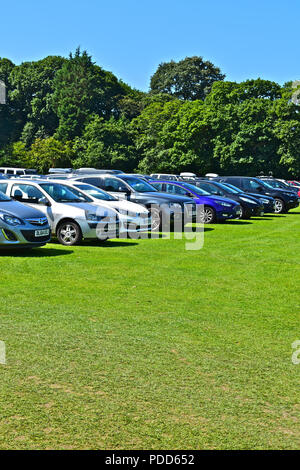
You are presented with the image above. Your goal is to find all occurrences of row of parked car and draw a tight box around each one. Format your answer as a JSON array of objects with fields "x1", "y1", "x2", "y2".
[{"x1": 0, "y1": 167, "x2": 299, "y2": 249}]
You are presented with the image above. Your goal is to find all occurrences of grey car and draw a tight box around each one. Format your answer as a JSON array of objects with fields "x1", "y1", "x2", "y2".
[{"x1": 0, "y1": 190, "x2": 51, "y2": 249}]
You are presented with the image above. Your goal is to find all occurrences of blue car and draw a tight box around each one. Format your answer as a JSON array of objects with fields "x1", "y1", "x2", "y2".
[{"x1": 150, "y1": 180, "x2": 241, "y2": 223}]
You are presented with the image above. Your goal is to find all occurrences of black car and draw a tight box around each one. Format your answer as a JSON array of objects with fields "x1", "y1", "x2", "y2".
[
  {"x1": 260, "y1": 178, "x2": 299, "y2": 195},
  {"x1": 71, "y1": 174, "x2": 197, "y2": 230},
  {"x1": 190, "y1": 179, "x2": 264, "y2": 219},
  {"x1": 216, "y1": 176, "x2": 299, "y2": 214}
]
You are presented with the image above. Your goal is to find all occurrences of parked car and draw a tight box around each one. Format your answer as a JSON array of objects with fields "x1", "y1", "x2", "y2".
[
  {"x1": 69, "y1": 174, "x2": 197, "y2": 230},
  {"x1": 150, "y1": 180, "x2": 241, "y2": 223},
  {"x1": 259, "y1": 177, "x2": 299, "y2": 194},
  {"x1": 187, "y1": 179, "x2": 264, "y2": 219},
  {"x1": 0, "y1": 190, "x2": 51, "y2": 249},
  {"x1": 0, "y1": 167, "x2": 38, "y2": 177},
  {"x1": 216, "y1": 176, "x2": 298, "y2": 213},
  {"x1": 1, "y1": 179, "x2": 120, "y2": 246},
  {"x1": 150, "y1": 174, "x2": 180, "y2": 181},
  {"x1": 58, "y1": 181, "x2": 152, "y2": 235},
  {"x1": 219, "y1": 182, "x2": 276, "y2": 214}
]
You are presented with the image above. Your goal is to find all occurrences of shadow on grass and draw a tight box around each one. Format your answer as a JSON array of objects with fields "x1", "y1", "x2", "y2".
[
  {"x1": 171, "y1": 226, "x2": 214, "y2": 234},
  {"x1": 286, "y1": 212, "x2": 300, "y2": 215},
  {"x1": 223, "y1": 220, "x2": 253, "y2": 225},
  {"x1": 263, "y1": 214, "x2": 286, "y2": 218},
  {"x1": 80, "y1": 239, "x2": 140, "y2": 247},
  {"x1": 0, "y1": 247, "x2": 73, "y2": 257}
]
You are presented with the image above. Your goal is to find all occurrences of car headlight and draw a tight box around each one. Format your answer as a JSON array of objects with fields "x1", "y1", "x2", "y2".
[
  {"x1": 0, "y1": 214, "x2": 24, "y2": 226},
  {"x1": 240, "y1": 197, "x2": 257, "y2": 205},
  {"x1": 259, "y1": 198, "x2": 269, "y2": 204},
  {"x1": 169, "y1": 203, "x2": 182, "y2": 210},
  {"x1": 219, "y1": 202, "x2": 232, "y2": 207},
  {"x1": 85, "y1": 211, "x2": 107, "y2": 221}
]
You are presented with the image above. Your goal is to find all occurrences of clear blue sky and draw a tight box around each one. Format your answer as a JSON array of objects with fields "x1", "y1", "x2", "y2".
[{"x1": 1, "y1": 0, "x2": 299, "y2": 90}]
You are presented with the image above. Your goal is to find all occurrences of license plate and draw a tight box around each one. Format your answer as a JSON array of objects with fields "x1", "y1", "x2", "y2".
[
  {"x1": 260, "y1": 211, "x2": 264, "y2": 216},
  {"x1": 35, "y1": 229, "x2": 50, "y2": 237}
]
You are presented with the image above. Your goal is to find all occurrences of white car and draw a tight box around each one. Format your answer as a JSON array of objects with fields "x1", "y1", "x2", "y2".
[
  {"x1": 0, "y1": 179, "x2": 120, "y2": 246},
  {"x1": 56, "y1": 181, "x2": 152, "y2": 234}
]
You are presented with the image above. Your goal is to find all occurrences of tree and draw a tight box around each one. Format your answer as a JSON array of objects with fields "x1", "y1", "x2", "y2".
[
  {"x1": 150, "y1": 56, "x2": 225, "y2": 101},
  {"x1": 72, "y1": 114, "x2": 138, "y2": 171},
  {"x1": 27, "y1": 137, "x2": 74, "y2": 173}
]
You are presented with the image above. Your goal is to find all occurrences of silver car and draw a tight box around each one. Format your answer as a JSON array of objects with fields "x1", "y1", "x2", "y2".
[
  {"x1": 0, "y1": 190, "x2": 51, "y2": 249},
  {"x1": 0, "y1": 180, "x2": 120, "y2": 246}
]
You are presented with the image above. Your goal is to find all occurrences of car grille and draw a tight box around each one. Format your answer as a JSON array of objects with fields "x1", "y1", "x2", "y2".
[
  {"x1": 26, "y1": 217, "x2": 48, "y2": 226},
  {"x1": 21, "y1": 230, "x2": 50, "y2": 242}
]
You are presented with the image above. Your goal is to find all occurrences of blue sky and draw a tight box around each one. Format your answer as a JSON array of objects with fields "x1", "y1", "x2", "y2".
[{"x1": 1, "y1": 0, "x2": 299, "y2": 90}]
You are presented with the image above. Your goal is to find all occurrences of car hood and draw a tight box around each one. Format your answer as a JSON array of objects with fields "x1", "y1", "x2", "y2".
[
  {"x1": 94, "y1": 199, "x2": 148, "y2": 214},
  {"x1": 248, "y1": 192, "x2": 274, "y2": 201},
  {"x1": 0, "y1": 200, "x2": 47, "y2": 218},
  {"x1": 204, "y1": 195, "x2": 238, "y2": 205}
]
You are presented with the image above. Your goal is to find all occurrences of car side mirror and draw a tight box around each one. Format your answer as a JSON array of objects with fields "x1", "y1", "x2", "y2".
[{"x1": 39, "y1": 197, "x2": 51, "y2": 206}]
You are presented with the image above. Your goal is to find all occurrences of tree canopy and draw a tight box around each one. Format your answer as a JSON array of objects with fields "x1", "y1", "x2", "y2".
[{"x1": 0, "y1": 50, "x2": 299, "y2": 177}]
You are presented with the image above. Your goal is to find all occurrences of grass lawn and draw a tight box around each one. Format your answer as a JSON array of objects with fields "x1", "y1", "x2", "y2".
[{"x1": 0, "y1": 209, "x2": 299, "y2": 450}]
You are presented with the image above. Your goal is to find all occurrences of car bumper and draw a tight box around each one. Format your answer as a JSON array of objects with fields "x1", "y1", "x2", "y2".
[
  {"x1": 0, "y1": 226, "x2": 51, "y2": 248},
  {"x1": 216, "y1": 205, "x2": 242, "y2": 220},
  {"x1": 119, "y1": 215, "x2": 152, "y2": 233}
]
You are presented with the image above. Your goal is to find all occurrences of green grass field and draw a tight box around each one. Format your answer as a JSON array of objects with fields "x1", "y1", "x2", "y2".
[{"x1": 0, "y1": 210, "x2": 299, "y2": 450}]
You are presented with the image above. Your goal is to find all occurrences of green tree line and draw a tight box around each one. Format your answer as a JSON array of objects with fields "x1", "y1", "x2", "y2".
[{"x1": 0, "y1": 49, "x2": 299, "y2": 177}]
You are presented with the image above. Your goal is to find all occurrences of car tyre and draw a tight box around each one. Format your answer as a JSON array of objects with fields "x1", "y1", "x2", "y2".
[
  {"x1": 274, "y1": 198, "x2": 285, "y2": 214},
  {"x1": 239, "y1": 205, "x2": 250, "y2": 219},
  {"x1": 57, "y1": 221, "x2": 82, "y2": 246},
  {"x1": 199, "y1": 206, "x2": 216, "y2": 224},
  {"x1": 150, "y1": 207, "x2": 161, "y2": 231}
]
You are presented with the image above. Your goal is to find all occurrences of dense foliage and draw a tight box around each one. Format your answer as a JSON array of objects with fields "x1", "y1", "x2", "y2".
[{"x1": 0, "y1": 50, "x2": 299, "y2": 177}]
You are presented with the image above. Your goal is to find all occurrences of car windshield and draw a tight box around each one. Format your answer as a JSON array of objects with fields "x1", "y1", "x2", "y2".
[
  {"x1": 40, "y1": 183, "x2": 92, "y2": 203},
  {"x1": 259, "y1": 180, "x2": 277, "y2": 190},
  {"x1": 0, "y1": 191, "x2": 10, "y2": 201},
  {"x1": 73, "y1": 184, "x2": 117, "y2": 201},
  {"x1": 180, "y1": 182, "x2": 210, "y2": 195},
  {"x1": 222, "y1": 182, "x2": 243, "y2": 193},
  {"x1": 264, "y1": 179, "x2": 288, "y2": 189},
  {"x1": 214, "y1": 182, "x2": 240, "y2": 194},
  {"x1": 121, "y1": 177, "x2": 157, "y2": 192}
]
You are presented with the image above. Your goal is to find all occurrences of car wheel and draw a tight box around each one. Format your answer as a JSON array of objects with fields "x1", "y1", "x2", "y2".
[
  {"x1": 150, "y1": 208, "x2": 161, "y2": 231},
  {"x1": 239, "y1": 205, "x2": 250, "y2": 219},
  {"x1": 274, "y1": 198, "x2": 285, "y2": 214},
  {"x1": 57, "y1": 221, "x2": 82, "y2": 246},
  {"x1": 199, "y1": 206, "x2": 216, "y2": 224}
]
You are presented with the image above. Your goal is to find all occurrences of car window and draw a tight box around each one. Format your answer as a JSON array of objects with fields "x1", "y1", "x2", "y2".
[
  {"x1": 103, "y1": 178, "x2": 128, "y2": 192},
  {"x1": 166, "y1": 184, "x2": 188, "y2": 196},
  {"x1": 11, "y1": 184, "x2": 45, "y2": 204},
  {"x1": 0, "y1": 183, "x2": 8, "y2": 194},
  {"x1": 73, "y1": 184, "x2": 117, "y2": 201},
  {"x1": 0, "y1": 190, "x2": 10, "y2": 201},
  {"x1": 80, "y1": 177, "x2": 104, "y2": 189},
  {"x1": 120, "y1": 177, "x2": 157, "y2": 192},
  {"x1": 197, "y1": 182, "x2": 221, "y2": 195},
  {"x1": 40, "y1": 183, "x2": 91, "y2": 203},
  {"x1": 243, "y1": 179, "x2": 262, "y2": 191},
  {"x1": 151, "y1": 182, "x2": 163, "y2": 191}
]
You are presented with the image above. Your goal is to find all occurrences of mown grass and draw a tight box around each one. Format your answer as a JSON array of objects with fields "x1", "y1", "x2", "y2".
[{"x1": 0, "y1": 210, "x2": 299, "y2": 449}]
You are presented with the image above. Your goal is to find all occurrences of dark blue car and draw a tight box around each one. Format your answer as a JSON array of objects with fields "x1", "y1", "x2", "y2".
[{"x1": 150, "y1": 180, "x2": 241, "y2": 224}]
